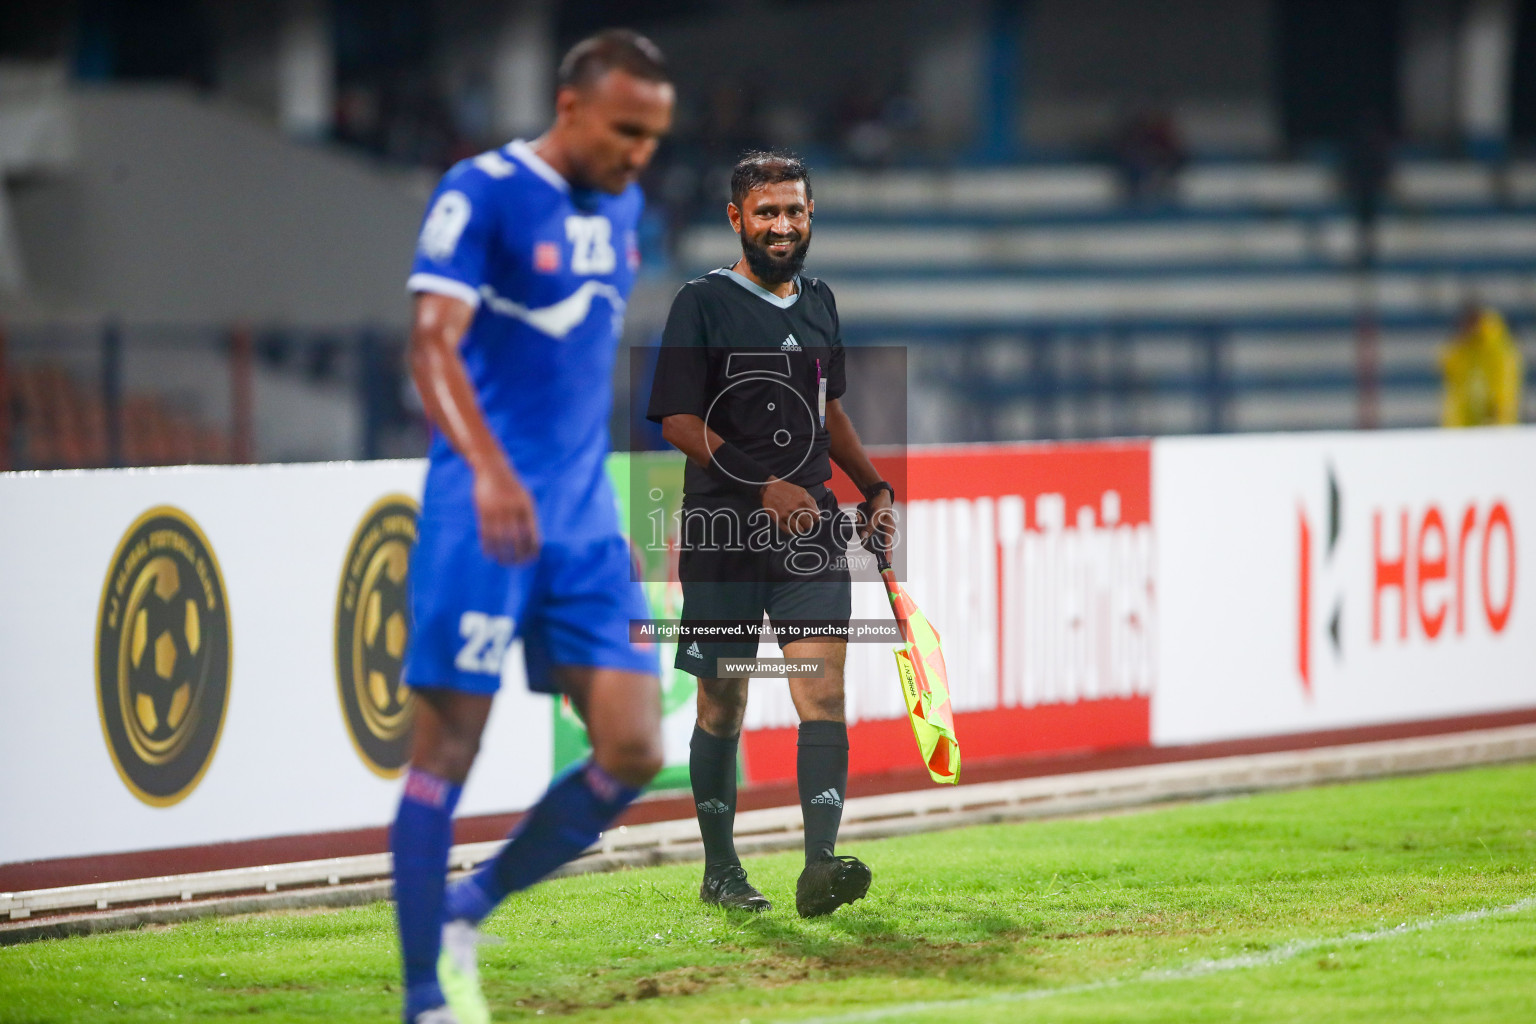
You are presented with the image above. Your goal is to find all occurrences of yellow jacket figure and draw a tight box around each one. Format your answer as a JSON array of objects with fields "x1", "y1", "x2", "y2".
[{"x1": 1440, "y1": 306, "x2": 1523, "y2": 426}]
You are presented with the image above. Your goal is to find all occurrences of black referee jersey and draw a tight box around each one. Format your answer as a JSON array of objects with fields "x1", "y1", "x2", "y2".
[{"x1": 647, "y1": 268, "x2": 847, "y2": 500}]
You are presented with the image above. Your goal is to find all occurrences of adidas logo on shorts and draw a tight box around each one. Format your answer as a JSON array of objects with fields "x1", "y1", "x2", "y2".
[
  {"x1": 696, "y1": 798, "x2": 730, "y2": 814},
  {"x1": 781, "y1": 333, "x2": 801, "y2": 351},
  {"x1": 809, "y1": 787, "x2": 843, "y2": 807},
  {"x1": 686, "y1": 641, "x2": 703, "y2": 659}
]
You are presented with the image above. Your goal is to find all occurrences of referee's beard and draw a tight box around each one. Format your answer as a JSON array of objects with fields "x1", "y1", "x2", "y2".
[{"x1": 740, "y1": 225, "x2": 811, "y2": 286}]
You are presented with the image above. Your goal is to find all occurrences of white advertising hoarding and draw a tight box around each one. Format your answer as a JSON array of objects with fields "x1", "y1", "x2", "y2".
[
  {"x1": 3, "y1": 428, "x2": 1534, "y2": 872},
  {"x1": 1153, "y1": 427, "x2": 1535, "y2": 745},
  {"x1": 0, "y1": 461, "x2": 552, "y2": 866}
]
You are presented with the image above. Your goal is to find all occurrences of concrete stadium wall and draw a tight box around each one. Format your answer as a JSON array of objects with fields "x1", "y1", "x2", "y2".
[
  {"x1": 8, "y1": 87, "x2": 426, "y2": 326},
  {"x1": 2, "y1": 428, "x2": 1533, "y2": 875}
]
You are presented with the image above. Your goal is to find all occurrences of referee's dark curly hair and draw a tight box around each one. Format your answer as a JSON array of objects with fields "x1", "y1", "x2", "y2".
[{"x1": 730, "y1": 150, "x2": 813, "y2": 210}]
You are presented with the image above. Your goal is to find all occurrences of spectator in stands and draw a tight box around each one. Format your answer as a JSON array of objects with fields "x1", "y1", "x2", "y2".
[
  {"x1": 833, "y1": 77, "x2": 916, "y2": 167},
  {"x1": 1115, "y1": 105, "x2": 1185, "y2": 205},
  {"x1": 1441, "y1": 301, "x2": 1524, "y2": 427},
  {"x1": 700, "y1": 78, "x2": 762, "y2": 165},
  {"x1": 1343, "y1": 106, "x2": 1393, "y2": 267}
]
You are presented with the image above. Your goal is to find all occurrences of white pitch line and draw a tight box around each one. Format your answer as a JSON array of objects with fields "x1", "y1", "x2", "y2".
[{"x1": 784, "y1": 895, "x2": 1536, "y2": 1024}]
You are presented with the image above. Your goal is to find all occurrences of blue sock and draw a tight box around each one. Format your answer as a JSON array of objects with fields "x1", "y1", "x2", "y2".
[
  {"x1": 445, "y1": 760, "x2": 640, "y2": 924},
  {"x1": 391, "y1": 768, "x2": 462, "y2": 1018}
]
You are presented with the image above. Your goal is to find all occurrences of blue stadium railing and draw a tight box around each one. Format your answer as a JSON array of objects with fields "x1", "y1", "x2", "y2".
[
  {"x1": 4, "y1": 312, "x2": 1532, "y2": 469},
  {"x1": 839, "y1": 313, "x2": 1535, "y2": 441}
]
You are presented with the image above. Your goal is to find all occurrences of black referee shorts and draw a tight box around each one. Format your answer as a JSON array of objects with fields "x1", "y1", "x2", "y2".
[{"x1": 674, "y1": 489, "x2": 853, "y2": 678}]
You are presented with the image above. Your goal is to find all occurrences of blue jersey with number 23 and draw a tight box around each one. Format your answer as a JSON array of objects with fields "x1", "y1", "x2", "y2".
[{"x1": 407, "y1": 139, "x2": 642, "y2": 541}]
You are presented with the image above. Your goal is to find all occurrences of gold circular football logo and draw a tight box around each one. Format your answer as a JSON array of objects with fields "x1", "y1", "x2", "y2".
[
  {"x1": 96, "y1": 506, "x2": 231, "y2": 807},
  {"x1": 334, "y1": 495, "x2": 419, "y2": 777}
]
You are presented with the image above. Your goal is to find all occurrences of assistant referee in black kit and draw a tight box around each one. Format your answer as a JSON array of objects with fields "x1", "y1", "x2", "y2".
[{"x1": 647, "y1": 151, "x2": 894, "y2": 918}]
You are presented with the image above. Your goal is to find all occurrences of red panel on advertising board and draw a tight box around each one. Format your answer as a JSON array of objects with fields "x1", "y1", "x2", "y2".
[
  {"x1": 741, "y1": 697, "x2": 1151, "y2": 784},
  {"x1": 781, "y1": 440, "x2": 1157, "y2": 783},
  {"x1": 830, "y1": 440, "x2": 1152, "y2": 525}
]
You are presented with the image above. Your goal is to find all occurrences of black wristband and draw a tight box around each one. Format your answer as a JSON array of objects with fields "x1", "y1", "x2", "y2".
[
  {"x1": 707, "y1": 441, "x2": 773, "y2": 496},
  {"x1": 861, "y1": 480, "x2": 896, "y2": 504}
]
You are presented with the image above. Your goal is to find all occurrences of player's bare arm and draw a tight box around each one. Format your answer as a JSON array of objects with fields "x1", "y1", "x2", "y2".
[
  {"x1": 660, "y1": 412, "x2": 820, "y2": 534},
  {"x1": 824, "y1": 397, "x2": 893, "y2": 544},
  {"x1": 409, "y1": 291, "x2": 540, "y2": 564}
]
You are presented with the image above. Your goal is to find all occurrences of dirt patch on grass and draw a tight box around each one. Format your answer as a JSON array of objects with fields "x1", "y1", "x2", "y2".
[
  {"x1": 217, "y1": 982, "x2": 320, "y2": 995},
  {"x1": 509, "y1": 937, "x2": 1032, "y2": 1014},
  {"x1": 1044, "y1": 927, "x2": 1137, "y2": 940}
]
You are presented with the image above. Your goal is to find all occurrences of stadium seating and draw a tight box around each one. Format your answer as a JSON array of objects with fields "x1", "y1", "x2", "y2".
[
  {"x1": 676, "y1": 160, "x2": 1536, "y2": 441},
  {"x1": 4, "y1": 361, "x2": 230, "y2": 470}
]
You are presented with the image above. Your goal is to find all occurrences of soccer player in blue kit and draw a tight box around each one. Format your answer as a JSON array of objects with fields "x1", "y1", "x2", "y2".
[{"x1": 391, "y1": 31, "x2": 674, "y2": 1024}]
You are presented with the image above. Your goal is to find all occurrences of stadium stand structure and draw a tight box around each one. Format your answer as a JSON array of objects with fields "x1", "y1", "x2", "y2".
[
  {"x1": 0, "y1": 319, "x2": 379, "y2": 468},
  {"x1": 0, "y1": 86, "x2": 420, "y2": 466},
  {"x1": 3, "y1": 358, "x2": 230, "y2": 470},
  {"x1": 677, "y1": 161, "x2": 1536, "y2": 442},
  {"x1": 5, "y1": 82, "x2": 1533, "y2": 457}
]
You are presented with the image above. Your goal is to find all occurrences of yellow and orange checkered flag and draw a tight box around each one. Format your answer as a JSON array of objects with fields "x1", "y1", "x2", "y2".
[{"x1": 874, "y1": 540, "x2": 960, "y2": 785}]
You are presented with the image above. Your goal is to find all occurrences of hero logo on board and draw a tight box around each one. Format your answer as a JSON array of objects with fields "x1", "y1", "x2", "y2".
[{"x1": 1297, "y1": 466, "x2": 1517, "y2": 694}]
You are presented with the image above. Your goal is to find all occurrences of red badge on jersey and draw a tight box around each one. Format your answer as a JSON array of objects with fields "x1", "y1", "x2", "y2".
[{"x1": 534, "y1": 241, "x2": 561, "y2": 274}]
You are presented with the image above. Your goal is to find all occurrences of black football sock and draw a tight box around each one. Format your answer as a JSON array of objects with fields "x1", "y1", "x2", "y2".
[
  {"x1": 690, "y1": 724, "x2": 741, "y2": 874},
  {"x1": 797, "y1": 720, "x2": 849, "y2": 865}
]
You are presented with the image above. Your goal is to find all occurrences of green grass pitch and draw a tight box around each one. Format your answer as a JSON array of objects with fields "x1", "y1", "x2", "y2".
[{"x1": 3, "y1": 762, "x2": 1534, "y2": 1023}]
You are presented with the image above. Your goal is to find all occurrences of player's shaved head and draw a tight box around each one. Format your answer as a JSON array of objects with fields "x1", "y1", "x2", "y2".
[
  {"x1": 731, "y1": 151, "x2": 813, "y2": 210},
  {"x1": 558, "y1": 29, "x2": 670, "y2": 92},
  {"x1": 545, "y1": 29, "x2": 673, "y2": 194}
]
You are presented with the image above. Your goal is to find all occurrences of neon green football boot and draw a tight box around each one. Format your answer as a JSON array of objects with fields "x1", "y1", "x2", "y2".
[{"x1": 437, "y1": 919, "x2": 491, "y2": 1024}]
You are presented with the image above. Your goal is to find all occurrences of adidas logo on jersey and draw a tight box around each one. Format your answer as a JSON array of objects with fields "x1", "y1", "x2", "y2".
[
  {"x1": 781, "y1": 333, "x2": 802, "y2": 351},
  {"x1": 696, "y1": 798, "x2": 731, "y2": 815},
  {"x1": 809, "y1": 787, "x2": 843, "y2": 807},
  {"x1": 686, "y1": 641, "x2": 703, "y2": 659}
]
